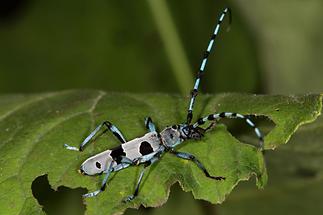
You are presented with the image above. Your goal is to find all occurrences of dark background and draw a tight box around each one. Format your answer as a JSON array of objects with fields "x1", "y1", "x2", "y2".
[
  {"x1": 1, "y1": 0, "x2": 323, "y2": 214},
  {"x1": 4, "y1": 0, "x2": 323, "y2": 95}
]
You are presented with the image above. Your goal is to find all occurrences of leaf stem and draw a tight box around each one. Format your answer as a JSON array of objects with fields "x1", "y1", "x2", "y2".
[{"x1": 147, "y1": 0, "x2": 194, "y2": 95}]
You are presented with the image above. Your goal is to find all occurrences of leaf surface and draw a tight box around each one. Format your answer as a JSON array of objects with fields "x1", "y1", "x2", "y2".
[{"x1": 0, "y1": 91, "x2": 321, "y2": 214}]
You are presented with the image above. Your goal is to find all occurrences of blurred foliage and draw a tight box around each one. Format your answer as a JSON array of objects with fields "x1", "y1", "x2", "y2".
[
  {"x1": 0, "y1": 0, "x2": 323, "y2": 214},
  {"x1": 1, "y1": 0, "x2": 322, "y2": 94},
  {"x1": 0, "y1": 0, "x2": 260, "y2": 94},
  {"x1": 234, "y1": 0, "x2": 323, "y2": 94}
]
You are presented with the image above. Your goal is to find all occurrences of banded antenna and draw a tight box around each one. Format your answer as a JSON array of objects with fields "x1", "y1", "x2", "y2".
[{"x1": 186, "y1": 7, "x2": 232, "y2": 124}]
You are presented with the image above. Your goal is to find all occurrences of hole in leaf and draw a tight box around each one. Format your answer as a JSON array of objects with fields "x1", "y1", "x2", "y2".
[
  {"x1": 220, "y1": 115, "x2": 275, "y2": 147},
  {"x1": 31, "y1": 174, "x2": 87, "y2": 215}
]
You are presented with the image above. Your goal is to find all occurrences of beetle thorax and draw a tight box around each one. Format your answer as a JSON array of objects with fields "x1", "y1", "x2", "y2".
[{"x1": 160, "y1": 126, "x2": 183, "y2": 148}]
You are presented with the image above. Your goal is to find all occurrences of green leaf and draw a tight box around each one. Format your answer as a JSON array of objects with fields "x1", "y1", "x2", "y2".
[{"x1": 0, "y1": 91, "x2": 321, "y2": 214}]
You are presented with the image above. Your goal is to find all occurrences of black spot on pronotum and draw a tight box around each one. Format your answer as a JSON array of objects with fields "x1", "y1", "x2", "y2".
[
  {"x1": 96, "y1": 161, "x2": 101, "y2": 169},
  {"x1": 31, "y1": 174, "x2": 87, "y2": 215},
  {"x1": 139, "y1": 141, "x2": 154, "y2": 155}
]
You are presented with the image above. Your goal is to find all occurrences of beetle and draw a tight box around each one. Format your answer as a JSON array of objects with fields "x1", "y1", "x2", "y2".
[{"x1": 64, "y1": 7, "x2": 264, "y2": 202}]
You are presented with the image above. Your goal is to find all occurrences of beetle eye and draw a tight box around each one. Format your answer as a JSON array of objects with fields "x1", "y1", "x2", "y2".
[{"x1": 96, "y1": 162, "x2": 101, "y2": 169}]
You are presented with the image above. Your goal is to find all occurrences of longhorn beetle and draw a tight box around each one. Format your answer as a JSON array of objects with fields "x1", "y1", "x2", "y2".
[{"x1": 64, "y1": 7, "x2": 264, "y2": 202}]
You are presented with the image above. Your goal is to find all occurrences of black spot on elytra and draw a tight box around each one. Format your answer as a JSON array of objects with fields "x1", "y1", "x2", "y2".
[
  {"x1": 110, "y1": 145, "x2": 126, "y2": 164},
  {"x1": 96, "y1": 162, "x2": 101, "y2": 169},
  {"x1": 31, "y1": 174, "x2": 87, "y2": 215},
  {"x1": 139, "y1": 141, "x2": 154, "y2": 155}
]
